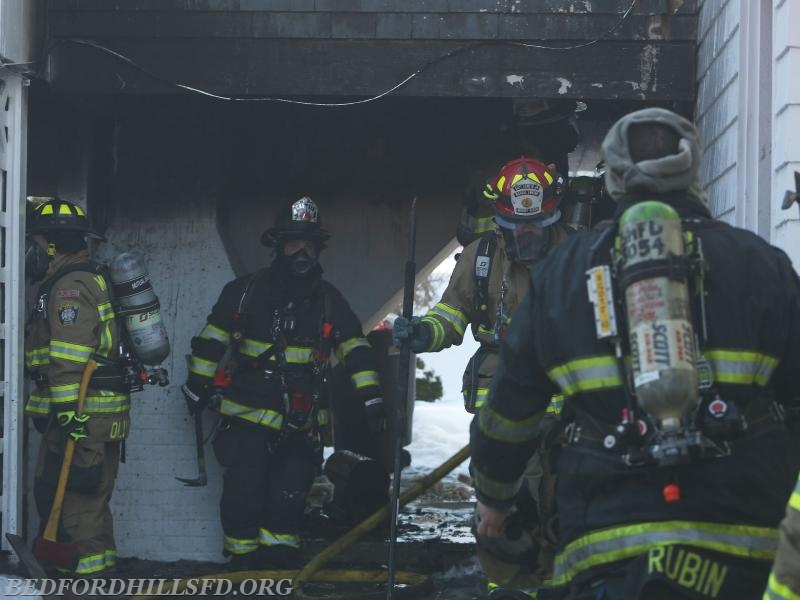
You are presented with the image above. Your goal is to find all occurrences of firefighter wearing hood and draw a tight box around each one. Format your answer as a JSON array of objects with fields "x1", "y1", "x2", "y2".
[
  {"x1": 393, "y1": 158, "x2": 571, "y2": 598},
  {"x1": 183, "y1": 197, "x2": 385, "y2": 571},
  {"x1": 471, "y1": 108, "x2": 800, "y2": 599}
]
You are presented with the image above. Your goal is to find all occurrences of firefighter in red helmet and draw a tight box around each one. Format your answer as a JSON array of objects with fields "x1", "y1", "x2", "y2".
[{"x1": 394, "y1": 158, "x2": 571, "y2": 598}]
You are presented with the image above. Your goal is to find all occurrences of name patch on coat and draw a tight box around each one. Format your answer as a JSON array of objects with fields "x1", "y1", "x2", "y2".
[
  {"x1": 57, "y1": 304, "x2": 79, "y2": 325},
  {"x1": 55, "y1": 289, "x2": 80, "y2": 298}
]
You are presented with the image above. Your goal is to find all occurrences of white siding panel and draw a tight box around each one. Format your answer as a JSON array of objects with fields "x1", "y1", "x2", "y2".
[
  {"x1": 701, "y1": 119, "x2": 738, "y2": 186},
  {"x1": 705, "y1": 166, "x2": 738, "y2": 217},
  {"x1": 775, "y1": 48, "x2": 800, "y2": 111},
  {"x1": 697, "y1": 31, "x2": 740, "y2": 117},
  {"x1": 697, "y1": 0, "x2": 731, "y2": 44},
  {"x1": 773, "y1": 105, "x2": 800, "y2": 176},
  {"x1": 697, "y1": 0, "x2": 740, "y2": 77},
  {"x1": 773, "y1": 0, "x2": 800, "y2": 60},
  {"x1": 697, "y1": 79, "x2": 738, "y2": 150}
]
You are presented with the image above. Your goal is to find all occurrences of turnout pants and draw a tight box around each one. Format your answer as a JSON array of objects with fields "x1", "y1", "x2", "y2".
[
  {"x1": 213, "y1": 420, "x2": 319, "y2": 567},
  {"x1": 34, "y1": 427, "x2": 121, "y2": 576},
  {"x1": 477, "y1": 416, "x2": 559, "y2": 598}
]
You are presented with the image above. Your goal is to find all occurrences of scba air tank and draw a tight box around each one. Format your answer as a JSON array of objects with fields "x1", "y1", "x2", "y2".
[
  {"x1": 618, "y1": 201, "x2": 698, "y2": 432},
  {"x1": 109, "y1": 252, "x2": 170, "y2": 366}
]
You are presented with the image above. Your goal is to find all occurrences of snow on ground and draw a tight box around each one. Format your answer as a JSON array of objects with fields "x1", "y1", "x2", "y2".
[
  {"x1": 403, "y1": 248, "x2": 480, "y2": 480},
  {"x1": 407, "y1": 400, "x2": 473, "y2": 480}
]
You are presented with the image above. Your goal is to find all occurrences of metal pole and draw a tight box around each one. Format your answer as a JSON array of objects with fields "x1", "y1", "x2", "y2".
[{"x1": 387, "y1": 197, "x2": 416, "y2": 599}]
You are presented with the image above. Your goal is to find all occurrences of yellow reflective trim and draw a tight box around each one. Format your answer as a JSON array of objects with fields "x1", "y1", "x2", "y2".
[
  {"x1": 97, "y1": 301, "x2": 115, "y2": 322},
  {"x1": 219, "y1": 398, "x2": 284, "y2": 430},
  {"x1": 430, "y1": 303, "x2": 468, "y2": 337},
  {"x1": 189, "y1": 355, "x2": 217, "y2": 377},
  {"x1": 224, "y1": 535, "x2": 259, "y2": 555},
  {"x1": 473, "y1": 468, "x2": 521, "y2": 504},
  {"x1": 40, "y1": 204, "x2": 54, "y2": 215},
  {"x1": 258, "y1": 527, "x2": 300, "y2": 548},
  {"x1": 104, "y1": 549, "x2": 117, "y2": 567},
  {"x1": 528, "y1": 172, "x2": 541, "y2": 184},
  {"x1": 240, "y1": 337, "x2": 273, "y2": 358},
  {"x1": 351, "y1": 370, "x2": 379, "y2": 390},
  {"x1": 285, "y1": 346, "x2": 314, "y2": 364},
  {"x1": 93, "y1": 274, "x2": 107, "y2": 291},
  {"x1": 497, "y1": 175, "x2": 506, "y2": 192},
  {"x1": 789, "y1": 474, "x2": 800, "y2": 512},
  {"x1": 83, "y1": 392, "x2": 130, "y2": 413},
  {"x1": 552, "y1": 520, "x2": 778, "y2": 586},
  {"x1": 704, "y1": 349, "x2": 779, "y2": 386},
  {"x1": 543, "y1": 171, "x2": 554, "y2": 185},
  {"x1": 547, "y1": 355, "x2": 623, "y2": 396},
  {"x1": 336, "y1": 337, "x2": 371, "y2": 363},
  {"x1": 421, "y1": 316, "x2": 445, "y2": 350},
  {"x1": 50, "y1": 340, "x2": 93, "y2": 363},
  {"x1": 479, "y1": 404, "x2": 543, "y2": 444},
  {"x1": 75, "y1": 552, "x2": 106, "y2": 575},
  {"x1": 546, "y1": 394, "x2": 565, "y2": 416},
  {"x1": 473, "y1": 215, "x2": 495, "y2": 235},
  {"x1": 26, "y1": 346, "x2": 50, "y2": 368},
  {"x1": 59, "y1": 203, "x2": 73, "y2": 215},
  {"x1": 199, "y1": 323, "x2": 230, "y2": 344},
  {"x1": 25, "y1": 393, "x2": 50, "y2": 415},
  {"x1": 766, "y1": 572, "x2": 800, "y2": 600},
  {"x1": 511, "y1": 173, "x2": 523, "y2": 186},
  {"x1": 74, "y1": 205, "x2": 85, "y2": 216}
]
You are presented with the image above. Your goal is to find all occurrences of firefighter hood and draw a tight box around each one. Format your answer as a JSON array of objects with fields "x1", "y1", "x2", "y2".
[{"x1": 602, "y1": 107, "x2": 706, "y2": 207}]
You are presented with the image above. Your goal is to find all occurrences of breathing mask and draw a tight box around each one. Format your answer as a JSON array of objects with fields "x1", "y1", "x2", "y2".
[
  {"x1": 25, "y1": 237, "x2": 50, "y2": 282},
  {"x1": 282, "y1": 239, "x2": 319, "y2": 276},
  {"x1": 496, "y1": 214, "x2": 558, "y2": 264}
]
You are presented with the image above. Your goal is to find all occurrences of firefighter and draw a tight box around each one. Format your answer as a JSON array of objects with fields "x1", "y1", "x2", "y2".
[
  {"x1": 471, "y1": 108, "x2": 800, "y2": 599},
  {"x1": 393, "y1": 157, "x2": 571, "y2": 599},
  {"x1": 24, "y1": 198, "x2": 130, "y2": 577},
  {"x1": 765, "y1": 471, "x2": 800, "y2": 599},
  {"x1": 183, "y1": 196, "x2": 386, "y2": 571},
  {"x1": 457, "y1": 99, "x2": 581, "y2": 247}
]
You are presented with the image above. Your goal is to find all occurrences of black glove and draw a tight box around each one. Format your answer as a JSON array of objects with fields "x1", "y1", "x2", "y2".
[
  {"x1": 364, "y1": 397, "x2": 387, "y2": 433},
  {"x1": 392, "y1": 316, "x2": 431, "y2": 353},
  {"x1": 182, "y1": 382, "x2": 209, "y2": 416},
  {"x1": 55, "y1": 410, "x2": 91, "y2": 442}
]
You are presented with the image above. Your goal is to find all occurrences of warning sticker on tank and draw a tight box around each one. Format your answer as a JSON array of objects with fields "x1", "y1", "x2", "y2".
[
  {"x1": 631, "y1": 319, "x2": 695, "y2": 378},
  {"x1": 586, "y1": 265, "x2": 617, "y2": 338}
]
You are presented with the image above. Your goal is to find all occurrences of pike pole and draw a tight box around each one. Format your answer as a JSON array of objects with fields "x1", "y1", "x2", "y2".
[{"x1": 387, "y1": 197, "x2": 417, "y2": 599}]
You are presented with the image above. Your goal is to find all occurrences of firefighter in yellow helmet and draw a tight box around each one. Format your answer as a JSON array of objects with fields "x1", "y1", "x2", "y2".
[
  {"x1": 25, "y1": 198, "x2": 130, "y2": 577},
  {"x1": 394, "y1": 158, "x2": 572, "y2": 599}
]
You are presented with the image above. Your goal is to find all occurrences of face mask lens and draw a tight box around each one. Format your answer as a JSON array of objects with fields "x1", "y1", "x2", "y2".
[{"x1": 499, "y1": 220, "x2": 549, "y2": 263}]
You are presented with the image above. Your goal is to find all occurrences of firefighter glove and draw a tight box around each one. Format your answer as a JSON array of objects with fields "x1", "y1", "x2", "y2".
[
  {"x1": 392, "y1": 316, "x2": 431, "y2": 353},
  {"x1": 182, "y1": 382, "x2": 209, "y2": 415},
  {"x1": 56, "y1": 410, "x2": 91, "y2": 442},
  {"x1": 364, "y1": 397, "x2": 388, "y2": 433}
]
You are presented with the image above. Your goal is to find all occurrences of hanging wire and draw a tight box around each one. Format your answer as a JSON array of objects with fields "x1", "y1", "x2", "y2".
[
  {"x1": 41, "y1": 0, "x2": 638, "y2": 107},
  {"x1": 511, "y1": 0, "x2": 639, "y2": 50}
]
